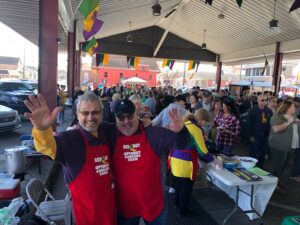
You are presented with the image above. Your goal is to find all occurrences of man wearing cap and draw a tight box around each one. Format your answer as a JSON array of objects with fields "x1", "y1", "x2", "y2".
[
  {"x1": 112, "y1": 99, "x2": 184, "y2": 225},
  {"x1": 24, "y1": 92, "x2": 117, "y2": 225},
  {"x1": 195, "y1": 90, "x2": 212, "y2": 111},
  {"x1": 152, "y1": 94, "x2": 188, "y2": 128}
]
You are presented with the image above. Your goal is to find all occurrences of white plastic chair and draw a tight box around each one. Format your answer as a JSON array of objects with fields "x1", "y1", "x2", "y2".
[{"x1": 26, "y1": 178, "x2": 66, "y2": 224}]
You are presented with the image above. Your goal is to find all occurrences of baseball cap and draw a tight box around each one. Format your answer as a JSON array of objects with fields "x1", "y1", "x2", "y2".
[
  {"x1": 175, "y1": 94, "x2": 186, "y2": 102},
  {"x1": 203, "y1": 90, "x2": 211, "y2": 97},
  {"x1": 115, "y1": 100, "x2": 136, "y2": 116}
]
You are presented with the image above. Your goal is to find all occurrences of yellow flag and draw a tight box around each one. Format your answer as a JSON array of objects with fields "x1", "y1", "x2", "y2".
[
  {"x1": 134, "y1": 57, "x2": 140, "y2": 68},
  {"x1": 162, "y1": 59, "x2": 167, "y2": 68},
  {"x1": 103, "y1": 54, "x2": 109, "y2": 65},
  {"x1": 188, "y1": 61, "x2": 193, "y2": 70}
]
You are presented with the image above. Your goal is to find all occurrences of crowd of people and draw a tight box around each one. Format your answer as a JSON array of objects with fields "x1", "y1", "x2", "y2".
[{"x1": 23, "y1": 84, "x2": 300, "y2": 225}]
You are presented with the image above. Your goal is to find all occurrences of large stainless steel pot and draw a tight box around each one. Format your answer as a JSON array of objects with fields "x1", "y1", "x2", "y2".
[{"x1": 5, "y1": 146, "x2": 27, "y2": 175}]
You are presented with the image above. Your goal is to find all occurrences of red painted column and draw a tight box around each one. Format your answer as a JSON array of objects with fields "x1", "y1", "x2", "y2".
[
  {"x1": 75, "y1": 48, "x2": 82, "y2": 88},
  {"x1": 216, "y1": 56, "x2": 222, "y2": 91},
  {"x1": 273, "y1": 42, "x2": 283, "y2": 95},
  {"x1": 38, "y1": 0, "x2": 58, "y2": 112},
  {"x1": 67, "y1": 31, "x2": 75, "y2": 98}
]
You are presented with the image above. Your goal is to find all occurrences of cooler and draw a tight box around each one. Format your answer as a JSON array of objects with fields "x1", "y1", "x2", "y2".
[
  {"x1": 0, "y1": 179, "x2": 20, "y2": 200},
  {"x1": 282, "y1": 216, "x2": 300, "y2": 225}
]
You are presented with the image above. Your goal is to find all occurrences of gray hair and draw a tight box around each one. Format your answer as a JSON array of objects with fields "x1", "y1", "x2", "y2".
[
  {"x1": 112, "y1": 93, "x2": 121, "y2": 102},
  {"x1": 76, "y1": 91, "x2": 103, "y2": 112}
]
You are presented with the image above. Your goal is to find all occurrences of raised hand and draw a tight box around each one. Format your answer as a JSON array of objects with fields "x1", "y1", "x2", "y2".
[
  {"x1": 24, "y1": 94, "x2": 62, "y2": 130},
  {"x1": 168, "y1": 108, "x2": 184, "y2": 133}
]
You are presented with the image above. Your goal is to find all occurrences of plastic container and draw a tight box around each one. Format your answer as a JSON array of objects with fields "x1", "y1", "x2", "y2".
[
  {"x1": 239, "y1": 156, "x2": 258, "y2": 169},
  {"x1": 0, "y1": 179, "x2": 20, "y2": 200}
]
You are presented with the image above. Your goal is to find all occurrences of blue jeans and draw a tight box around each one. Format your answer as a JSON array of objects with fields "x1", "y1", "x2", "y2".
[
  {"x1": 249, "y1": 136, "x2": 268, "y2": 168},
  {"x1": 118, "y1": 206, "x2": 167, "y2": 225}
]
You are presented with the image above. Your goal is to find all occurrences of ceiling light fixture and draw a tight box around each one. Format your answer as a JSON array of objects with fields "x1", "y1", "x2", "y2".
[
  {"x1": 201, "y1": 29, "x2": 207, "y2": 49},
  {"x1": 152, "y1": 0, "x2": 162, "y2": 16},
  {"x1": 269, "y1": 0, "x2": 278, "y2": 29},
  {"x1": 126, "y1": 21, "x2": 133, "y2": 43},
  {"x1": 218, "y1": 11, "x2": 225, "y2": 19}
]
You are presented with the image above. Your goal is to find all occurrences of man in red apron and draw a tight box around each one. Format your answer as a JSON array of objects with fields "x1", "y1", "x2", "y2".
[
  {"x1": 112, "y1": 100, "x2": 184, "y2": 225},
  {"x1": 24, "y1": 92, "x2": 117, "y2": 225}
]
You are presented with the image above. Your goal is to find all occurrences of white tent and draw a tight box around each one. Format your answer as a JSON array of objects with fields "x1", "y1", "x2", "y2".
[{"x1": 122, "y1": 77, "x2": 148, "y2": 85}]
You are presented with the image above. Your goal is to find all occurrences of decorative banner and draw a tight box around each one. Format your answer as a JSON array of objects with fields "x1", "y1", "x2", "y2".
[
  {"x1": 127, "y1": 56, "x2": 139, "y2": 68},
  {"x1": 289, "y1": 0, "x2": 300, "y2": 13},
  {"x1": 162, "y1": 59, "x2": 167, "y2": 67},
  {"x1": 96, "y1": 53, "x2": 109, "y2": 66},
  {"x1": 205, "y1": 0, "x2": 213, "y2": 6},
  {"x1": 83, "y1": 18, "x2": 103, "y2": 41},
  {"x1": 261, "y1": 59, "x2": 269, "y2": 75},
  {"x1": 236, "y1": 0, "x2": 243, "y2": 8},
  {"x1": 103, "y1": 54, "x2": 109, "y2": 65},
  {"x1": 169, "y1": 60, "x2": 175, "y2": 70},
  {"x1": 84, "y1": 37, "x2": 98, "y2": 56},
  {"x1": 188, "y1": 61, "x2": 200, "y2": 71},
  {"x1": 79, "y1": 0, "x2": 99, "y2": 18},
  {"x1": 79, "y1": 0, "x2": 100, "y2": 32}
]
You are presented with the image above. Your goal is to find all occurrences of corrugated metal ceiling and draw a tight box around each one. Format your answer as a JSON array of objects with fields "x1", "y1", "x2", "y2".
[{"x1": 0, "y1": 0, "x2": 300, "y2": 56}]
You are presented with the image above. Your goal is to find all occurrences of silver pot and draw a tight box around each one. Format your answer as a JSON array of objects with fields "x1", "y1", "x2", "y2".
[{"x1": 5, "y1": 146, "x2": 27, "y2": 175}]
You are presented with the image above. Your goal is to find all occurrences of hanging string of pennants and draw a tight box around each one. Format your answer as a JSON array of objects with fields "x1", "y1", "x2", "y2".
[
  {"x1": 96, "y1": 53, "x2": 109, "y2": 66},
  {"x1": 188, "y1": 61, "x2": 200, "y2": 71},
  {"x1": 162, "y1": 59, "x2": 176, "y2": 70},
  {"x1": 127, "y1": 56, "x2": 140, "y2": 68},
  {"x1": 79, "y1": 0, "x2": 104, "y2": 56}
]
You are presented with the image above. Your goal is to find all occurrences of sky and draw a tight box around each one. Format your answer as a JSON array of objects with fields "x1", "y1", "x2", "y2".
[{"x1": 0, "y1": 22, "x2": 39, "y2": 67}]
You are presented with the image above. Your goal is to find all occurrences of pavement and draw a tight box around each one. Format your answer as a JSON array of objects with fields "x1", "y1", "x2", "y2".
[{"x1": 1, "y1": 108, "x2": 300, "y2": 225}]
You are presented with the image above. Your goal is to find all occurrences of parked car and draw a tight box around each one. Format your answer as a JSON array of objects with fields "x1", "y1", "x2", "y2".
[
  {"x1": 0, "y1": 104, "x2": 21, "y2": 132},
  {"x1": 0, "y1": 80, "x2": 36, "y2": 114}
]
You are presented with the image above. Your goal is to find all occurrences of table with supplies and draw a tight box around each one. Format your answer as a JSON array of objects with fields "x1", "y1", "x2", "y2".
[{"x1": 205, "y1": 163, "x2": 278, "y2": 225}]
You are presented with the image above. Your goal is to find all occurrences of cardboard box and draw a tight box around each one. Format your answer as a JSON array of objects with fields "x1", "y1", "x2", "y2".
[{"x1": 0, "y1": 179, "x2": 20, "y2": 200}]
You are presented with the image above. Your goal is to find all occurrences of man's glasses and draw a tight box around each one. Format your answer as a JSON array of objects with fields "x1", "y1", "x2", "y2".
[
  {"x1": 117, "y1": 113, "x2": 135, "y2": 122},
  {"x1": 79, "y1": 110, "x2": 101, "y2": 116},
  {"x1": 260, "y1": 99, "x2": 267, "y2": 102}
]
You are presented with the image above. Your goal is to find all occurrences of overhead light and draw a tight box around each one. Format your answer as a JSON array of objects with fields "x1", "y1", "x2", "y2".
[
  {"x1": 126, "y1": 21, "x2": 133, "y2": 43},
  {"x1": 126, "y1": 34, "x2": 133, "y2": 43},
  {"x1": 218, "y1": 12, "x2": 225, "y2": 19},
  {"x1": 269, "y1": 19, "x2": 278, "y2": 29},
  {"x1": 201, "y1": 29, "x2": 207, "y2": 50},
  {"x1": 269, "y1": 0, "x2": 278, "y2": 30},
  {"x1": 56, "y1": 37, "x2": 61, "y2": 44},
  {"x1": 152, "y1": 1, "x2": 161, "y2": 16}
]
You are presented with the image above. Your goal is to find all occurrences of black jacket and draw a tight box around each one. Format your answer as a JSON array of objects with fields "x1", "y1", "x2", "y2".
[{"x1": 246, "y1": 106, "x2": 273, "y2": 138}]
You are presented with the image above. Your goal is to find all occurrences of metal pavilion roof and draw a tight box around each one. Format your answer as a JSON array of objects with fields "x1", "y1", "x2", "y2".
[{"x1": 0, "y1": 0, "x2": 300, "y2": 62}]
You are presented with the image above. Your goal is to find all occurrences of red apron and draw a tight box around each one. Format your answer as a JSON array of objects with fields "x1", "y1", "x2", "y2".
[
  {"x1": 112, "y1": 126, "x2": 164, "y2": 221},
  {"x1": 68, "y1": 130, "x2": 117, "y2": 225}
]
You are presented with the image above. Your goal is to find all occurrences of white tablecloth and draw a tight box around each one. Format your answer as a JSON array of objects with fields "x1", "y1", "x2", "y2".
[{"x1": 206, "y1": 165, "x2": 278, "y2": 220}]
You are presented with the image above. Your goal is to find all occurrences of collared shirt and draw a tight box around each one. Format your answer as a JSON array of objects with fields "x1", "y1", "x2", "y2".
[{"x1": 213, "y1": 112, "x2": 240, "y2": 146}]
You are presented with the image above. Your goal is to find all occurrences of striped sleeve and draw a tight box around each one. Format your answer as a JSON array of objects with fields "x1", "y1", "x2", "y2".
[
  {"x1": 185, "y1": 121, "x2": 213, "y2": 162},
  {"x1": 32, "y1": 127, "x2": 57, "y2": 160}
]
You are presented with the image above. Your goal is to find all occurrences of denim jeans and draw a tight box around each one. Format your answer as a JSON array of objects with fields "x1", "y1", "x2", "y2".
[
  {"x1": 249, "y1": 136, "x2": 268, "y2": 168},
  {"x1": 118, "y1": 206, "x2": 167, "y2": 225}
]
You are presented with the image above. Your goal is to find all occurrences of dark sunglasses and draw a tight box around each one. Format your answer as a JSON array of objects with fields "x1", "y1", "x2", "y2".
[
  {"x1": 79, "y1": 110, "x2": 101, "y2": 116},
  {"x1": 117, "y1": 113, "x2": 135, "y2": 122}
]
